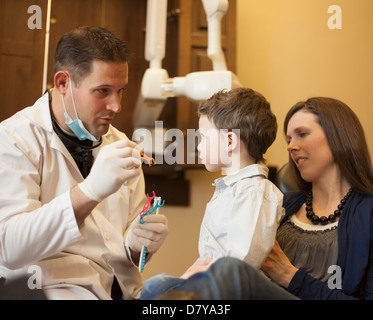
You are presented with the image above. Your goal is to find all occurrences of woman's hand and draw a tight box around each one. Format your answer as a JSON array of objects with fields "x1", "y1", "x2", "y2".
[
  {"x1": 180, "y1": 258, "x2": 213, "y2": 279},
  {"x1": 261, "y1": 241, "x2": 298, "y2": 288}
]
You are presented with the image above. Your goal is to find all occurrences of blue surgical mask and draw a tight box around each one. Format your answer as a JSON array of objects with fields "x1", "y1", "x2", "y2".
[{"x1": 60, "y1": 78, "x2": 99, "y2": 142}]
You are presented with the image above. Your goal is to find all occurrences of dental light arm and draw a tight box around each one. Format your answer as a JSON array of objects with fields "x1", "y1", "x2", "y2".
[
  {"x1": 133, "y1": 0, "x2": 242, "y2": 130},
  {"x1": 161, "y1": 70, "x2": 241, "y2": 101},
  {"x1": 145, "y1": 0, "x2": 168, "y2": 69},
  {"x1": 202, "y1": 0, "x2": 229, "y2": 71},
  {"x1": 133, "y1": 0, "x2": 169, "y2": 128}
]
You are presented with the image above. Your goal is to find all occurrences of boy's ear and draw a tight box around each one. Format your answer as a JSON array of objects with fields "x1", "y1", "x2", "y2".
[{"x1": 227, "y1": 131, "x2": 240, "y2": 153}]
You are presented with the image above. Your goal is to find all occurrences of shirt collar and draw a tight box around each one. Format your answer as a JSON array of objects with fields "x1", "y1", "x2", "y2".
[{"x1": 213, "y1": 164, "x2": 269, "y2": 188}]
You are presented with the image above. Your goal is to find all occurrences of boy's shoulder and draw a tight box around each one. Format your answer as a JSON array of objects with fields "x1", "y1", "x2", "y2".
[
  {"x1": 225, "y1": 164, "x2": 268, "y2": 185},
  {"x1": 231, "y1": 165, "x2": 283, "y2": 201}
]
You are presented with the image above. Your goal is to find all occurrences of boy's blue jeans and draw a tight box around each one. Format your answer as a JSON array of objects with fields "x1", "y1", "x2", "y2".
[{"x1": 140, "y1": 257, "x2": 298, "y2": 300}]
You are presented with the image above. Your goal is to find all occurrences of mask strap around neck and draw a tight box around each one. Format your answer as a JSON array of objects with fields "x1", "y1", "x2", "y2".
[
  {"x1": 69, "y1": 77, "x2": 79, "y2": 119},
  {"x1": 61, "y1": 93, "x2": 68, "y2": 115}
]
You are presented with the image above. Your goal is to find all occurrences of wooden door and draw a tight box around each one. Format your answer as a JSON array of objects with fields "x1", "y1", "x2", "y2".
[{"x1": 0, "y1": 0, "x2": 47, "y2": 121}]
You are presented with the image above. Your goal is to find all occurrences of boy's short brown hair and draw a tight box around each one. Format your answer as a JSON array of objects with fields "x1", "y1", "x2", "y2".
[{"x1": 197, "y1": 88, "x2": 277, "y2": 163}]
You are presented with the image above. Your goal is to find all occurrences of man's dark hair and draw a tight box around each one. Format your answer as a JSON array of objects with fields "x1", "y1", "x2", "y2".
[{"x1": 54, "y1": 26, "x2": 131, "y2": 84}]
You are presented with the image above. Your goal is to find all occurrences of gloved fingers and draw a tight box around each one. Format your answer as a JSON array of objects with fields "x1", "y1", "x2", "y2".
[
  {"x1": 131, "y1": 228, "x2": 162, "y2": 243},
  {"x1": 130, "y1": 215, "x2": 168, "y2": 251},
  {"x1": 133, "y1": 223, "x2": 168, "y2": 238},
  {"x1": 140, "y1": 214, "x2": 168, "y2": 226},
  {"x1": 131, "y1": 147, "x2": 142, "y2": 160},
  {"x1": 123, "y1": 167, "x2": 142, "y2": 181},
  {"x1": 131, "y1": 229, "x2": 167, "y2": 252},
  {"x1": 110, "y1": 139, "x2": 139, "y2": 150},
  {"x1": 103, "y1": 140, "x2": 142, "y2": 161},
  {"x1": 120, "y1": 156, "x2": 142, "y2": 170},
  {"x1": 113, "y1": 146, "x2": 141, "y2": 161},
  {"x1": 144, "y1": 239, "x2": 165, "y2": 253},
  {"x1": 133, "y1": 215, "x2": 168, "y2": 236}
]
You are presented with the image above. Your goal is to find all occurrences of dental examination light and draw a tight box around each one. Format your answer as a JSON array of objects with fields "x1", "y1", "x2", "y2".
[{"x1": 133, "y1": 0, "x2": 242, "y2": 156}]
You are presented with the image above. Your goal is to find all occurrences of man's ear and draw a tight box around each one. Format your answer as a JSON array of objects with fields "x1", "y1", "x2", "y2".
[
  {"x1": 227, "y1": 131, "x2": 240, "y2": 153},
  {"x1": 54, "y1": 71, "x2": 70, "y2": 96}
]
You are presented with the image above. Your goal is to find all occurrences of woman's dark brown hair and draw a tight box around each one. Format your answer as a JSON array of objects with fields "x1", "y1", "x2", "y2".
[{"x1": 284, "y1": 97, "x2": 373, "y2": 195}]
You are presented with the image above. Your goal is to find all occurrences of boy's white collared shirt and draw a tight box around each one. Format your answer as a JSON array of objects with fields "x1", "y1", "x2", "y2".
[{"x1": 198, "y1": 164, "x2": 284, "y2": 270}]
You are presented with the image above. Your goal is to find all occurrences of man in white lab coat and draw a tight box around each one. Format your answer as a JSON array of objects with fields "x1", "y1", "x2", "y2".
[{"x1": 0, "y1": 27, "x2": 168, "y2": 300}]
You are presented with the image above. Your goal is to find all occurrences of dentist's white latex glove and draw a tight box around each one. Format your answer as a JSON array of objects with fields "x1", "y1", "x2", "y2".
[
  {"x1": 126, "y1": 214, "x2": 169, "y2": 253},
  {"x1": 79, "y1": 139, "x2": 141, "y2": 202}
]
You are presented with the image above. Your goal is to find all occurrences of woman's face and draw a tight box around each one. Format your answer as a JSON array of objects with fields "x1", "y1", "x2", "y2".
[{"x1": 286, "y1": 110, "x2": 335, "y2": 183}]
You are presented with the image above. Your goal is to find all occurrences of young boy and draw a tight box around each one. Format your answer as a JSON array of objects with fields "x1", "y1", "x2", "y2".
[
  {"x1": 141, "y1": 88, "x2": 283, "y2": 299},
  {"x1": 195, "y1": 88, "x2": 283, "y2": 270}
]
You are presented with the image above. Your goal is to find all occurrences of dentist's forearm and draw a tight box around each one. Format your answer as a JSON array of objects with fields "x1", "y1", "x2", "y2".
[{"x1": 70, "y1": 185, "x2": 99, "y2": 227}]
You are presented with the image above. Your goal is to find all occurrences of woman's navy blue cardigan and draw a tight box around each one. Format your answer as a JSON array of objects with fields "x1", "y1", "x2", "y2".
[{"x1": 282, "y1": 191, "x2": 373, "y2": 300}]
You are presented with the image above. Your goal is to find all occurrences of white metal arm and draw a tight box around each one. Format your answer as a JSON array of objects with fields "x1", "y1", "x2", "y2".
[
  {"x1": 145, "y1": 0, "x2": 168, "y2": 69},
  {"x1": 133, "y1": 0, "x2": 241, "y2": 129},
  {"x1": 202, "y1": 0, "x2": 229, "y2": 71},
  {"x1": 133, "y1": 0, "x2": 169, "y2": 128}
]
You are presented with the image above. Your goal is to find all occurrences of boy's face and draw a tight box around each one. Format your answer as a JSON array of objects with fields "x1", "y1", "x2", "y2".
[{"x1": 197, "y1": 115, "x2": 230, "y2": 172}]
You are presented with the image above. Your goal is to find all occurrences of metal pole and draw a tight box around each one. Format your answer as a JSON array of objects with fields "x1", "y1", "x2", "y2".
[{"x1": 42, "y1": 0, "x2": 52, "y2": 94}]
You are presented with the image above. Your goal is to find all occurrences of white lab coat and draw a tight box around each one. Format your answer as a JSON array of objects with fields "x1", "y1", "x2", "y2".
[{"x1": 0, "y1": 93, "x2": 147, "y2": 299}]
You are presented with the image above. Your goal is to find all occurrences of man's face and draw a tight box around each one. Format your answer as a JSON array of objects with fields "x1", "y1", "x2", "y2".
[{"x1": 67, "y1": 60, "x2": 128, "y2": 137}]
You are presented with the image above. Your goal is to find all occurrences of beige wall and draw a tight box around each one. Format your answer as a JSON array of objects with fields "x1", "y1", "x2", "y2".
[
  {"x1": 237, "y1": 0, "x2": 373, "y2": 168},
  {"x1": 141, "y1": 0, "x2": 373, "y2": 280}
]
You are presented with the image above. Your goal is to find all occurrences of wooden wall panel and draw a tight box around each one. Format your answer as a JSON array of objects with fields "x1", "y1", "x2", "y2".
[{"x1": 0, "y1": 0, "x2": 46, "y2": 120}]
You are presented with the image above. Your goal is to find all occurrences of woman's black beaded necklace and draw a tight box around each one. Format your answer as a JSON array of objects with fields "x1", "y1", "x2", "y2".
[{"x1": 305, "y1": 188, "x2": 353, "y2": 225}]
